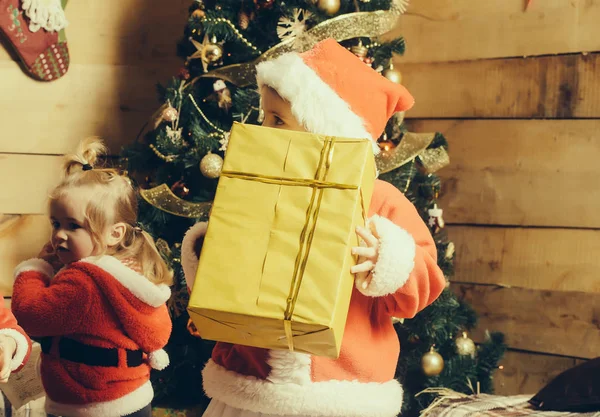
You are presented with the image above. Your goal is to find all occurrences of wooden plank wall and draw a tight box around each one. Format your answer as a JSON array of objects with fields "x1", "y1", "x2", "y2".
[
  {"x1": 397, "y1": 0, "x2": 600, "y2": 395},
  {"x1": 0, "y1": 0, "x2": 190, "y2": 294}
]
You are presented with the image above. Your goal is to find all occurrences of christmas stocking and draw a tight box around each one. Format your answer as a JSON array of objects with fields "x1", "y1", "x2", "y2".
[{"x1": 0, "y1": 0, "x2": 69, "y2": 81}]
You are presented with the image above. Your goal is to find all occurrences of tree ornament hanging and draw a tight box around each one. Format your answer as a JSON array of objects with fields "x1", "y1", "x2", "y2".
[
  {"x1": 178, "y1": 67, "x2": 191, "y2": 80},
  {"x1": 253, "y1": 0, "x2": 275, "y2": 10},
  {"x1": 192, "y1": 8, "x2": 206, "y2": 19},
  {"x1": 455, "y1": 332, "x2": 476, "y2": 357},
  {"x1": 383, "y1": 63, "x2": 402, "y2": 84},
  {"x1": 277, "y1": 9, "x2": 313, "y2": 46},
  {"x1": 205, "y1": 38, "x2": 224, "y2": 62},
  {"x1": 421, "y1": 347, "x2": 444, "y2": 376},
  {"x1": 213, "y1": 80, "x2": 232, "y2": 112},
  {"x1": 200, "y1": 153, "x2": 224, "y2": 178},
  {"x1": 160, "y1": 101, "x2": 179, "y2": 123},
  {"x1": 317, "y1": 0, "x2": 341, "y2": 15},
  {"x1": 219, "y1": 131, "x2": 231, "y2": 152},
  {"x1": 428, "y1": 203, "x2": 444, "y2": 229},
  {"x1": 187, "y1": 34, "x2": 224, "y2": 72},
  {"x1": 165, "y1": 126, "x2": 183, "y2": 144}
]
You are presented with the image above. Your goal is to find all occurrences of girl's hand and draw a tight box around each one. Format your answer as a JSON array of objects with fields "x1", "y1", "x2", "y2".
[
  {"x1": 351, "y1": 222, "x2": 380, "y2": 290},
  {"x1": 0, "y1": 335, "x2": 16, "y2": 383},
  {"x1": 38, "y1": 242, "x2": 63, "y2": 272}
]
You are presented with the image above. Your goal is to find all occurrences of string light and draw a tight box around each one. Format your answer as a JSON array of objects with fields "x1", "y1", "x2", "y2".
[
  {"x1": 188, "y1": 94, "x2": 226, "y2": 134},
  {"x1": 203, "y1": 17, "x2": 261, "y2": 54},
  {"x1": 150, "y1": 144, "x2": 176, "y2": 162}
]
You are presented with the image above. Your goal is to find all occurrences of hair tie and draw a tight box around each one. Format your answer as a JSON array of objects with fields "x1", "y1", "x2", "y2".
[
  {"x1": 133, "y1": 223, "x2": 143, "y2": 233},
  {"x1": 82, "y1": 163, "x2": 93, "y2": 171}
]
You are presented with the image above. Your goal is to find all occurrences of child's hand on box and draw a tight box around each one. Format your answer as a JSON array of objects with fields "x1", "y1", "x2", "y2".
[
  {"x1": 0, "y1": 334, "x2": 17, "y2": 383},
  {"x1": 351, "y1": 223, "x2": 380, "y2": 290}
]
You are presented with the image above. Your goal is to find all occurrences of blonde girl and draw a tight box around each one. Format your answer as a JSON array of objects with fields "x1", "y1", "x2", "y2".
[{"x1": 12, "y1": 137, "x2": 173, "y2": 417}]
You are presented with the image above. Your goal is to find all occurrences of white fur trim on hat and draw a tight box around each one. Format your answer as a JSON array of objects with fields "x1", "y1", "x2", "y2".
[
  {"x1": 256, "y1": 53, "x2": 380, "y2": 155},
  {"x1": 45, "y1": 380, "x2": 153, "y2": 417},
  {"x1": 202, "y1": 359, "x2": 403, "y2": 417},
  {"x1": 0, "y1": 329, "x2": 30, "y2": 372},
  {"x1": 357, "y1": 215, "x2": 416, "y2": 297},
  {"x1": 148, "y1": 348, "x2": 170, "y2": 371},
  {"x1": 14, "y1": 258, "x2": 54, "y2": 279},
  {"x1": 80, "y1": 256, "x2": 171, "y2": 307},
  {"x1": 181, "y1": 221, "x2": 208, "y2": 291}
]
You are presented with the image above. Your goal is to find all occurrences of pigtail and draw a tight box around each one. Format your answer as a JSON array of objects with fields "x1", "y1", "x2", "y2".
[
  {"x1": 63, "y1": 137, "x2": 107, "y2": 176},
  {"x1": 140, "y1": 230, "x2": 173, "y2": 286}
]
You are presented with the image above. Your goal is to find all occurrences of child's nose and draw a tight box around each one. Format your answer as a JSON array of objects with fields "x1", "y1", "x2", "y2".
[{"x1": 53, "y1": 229, "x2": 67, "y2": 241}]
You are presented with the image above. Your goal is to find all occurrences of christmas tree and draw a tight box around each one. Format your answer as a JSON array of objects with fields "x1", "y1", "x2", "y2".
[{"x1": 120, "y1": 0, "x2": 506, "y2": 414}]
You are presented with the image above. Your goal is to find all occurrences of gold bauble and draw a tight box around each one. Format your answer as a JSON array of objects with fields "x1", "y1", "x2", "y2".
[
  {"x1": 199, "y1": 153, "x2": 224, "y2": 179},
  {"x1": 161, "y1": 106, "x2": 179, "y2": 123},
  {"x1": 317, "y1": 0, "x2": 341, "y2": 15},
  {"x1": 421, "y1": 347, "x2": 444, "y2": 376},
  {"x1": 383, "y1": 64, "x2": 402, "y2": 84},
  {"x1": 192, "y1": 9, "x2": 206, "y2": 19},
  {"x1": 455, "y1": 332, "x2": 476, "y2": 357},
  {"x1": 205, "y1": 42, "x2": 224, "y2": 64}
]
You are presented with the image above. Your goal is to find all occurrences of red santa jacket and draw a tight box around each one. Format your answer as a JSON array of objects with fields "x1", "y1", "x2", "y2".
[
  {"x1": 12, "y1": 256, "x2": 172, "y2": 417},
  {"x1": 181, "y1": 180, "x2": 446, "y2": 417},
  {"x1": 0, "y1": 294, "x2": 31, "y2": 374}
]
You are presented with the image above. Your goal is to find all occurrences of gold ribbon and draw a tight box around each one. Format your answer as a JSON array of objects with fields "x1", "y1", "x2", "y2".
[
  {"x1": 219, "y1": 171, "x2": 357, "y2": 190},
  {"x1": 139, "y1": 184, "x2": 212, "y2": 219},
  {"x1": 220, "y1": 137, "x2": 356, "y2": 351},
  {"x1": 199, "y1": 6, "x2": 405, "y2": 87},
  {"x1": 376, "y1": 132, "x2": 450, "y2": 175}
]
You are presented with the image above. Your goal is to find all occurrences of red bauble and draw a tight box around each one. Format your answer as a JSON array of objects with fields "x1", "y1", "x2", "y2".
[{"x1": 178, "y1": 68, "x2": 190, "y2": 80}]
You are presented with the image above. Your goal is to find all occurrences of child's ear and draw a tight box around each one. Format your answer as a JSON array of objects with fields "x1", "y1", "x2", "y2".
[{"x1": 106, "y1": 222, "x2": 127, "y2": 247}]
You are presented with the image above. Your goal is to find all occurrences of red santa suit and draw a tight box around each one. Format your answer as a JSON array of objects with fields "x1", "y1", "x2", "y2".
[
  {"x1": 12, "y1": 255, "x2": 172, "y2": 417},
  {"x1": 179, "y1": 39, "x2": 447, "y2": 417}
]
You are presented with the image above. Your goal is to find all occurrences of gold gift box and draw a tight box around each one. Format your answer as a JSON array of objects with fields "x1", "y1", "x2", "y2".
[{"x1": 187, "y1": 122, "x2": 376, "y2": 358}]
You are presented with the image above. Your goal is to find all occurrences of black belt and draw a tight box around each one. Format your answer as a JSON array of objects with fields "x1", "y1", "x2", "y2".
[{"x1": 40, "y1": 337, "x2": 143, "y2": 368}]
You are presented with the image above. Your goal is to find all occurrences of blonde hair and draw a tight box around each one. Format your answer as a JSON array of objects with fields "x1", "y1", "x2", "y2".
[{"x1": 50, "y1": 137, "x2": 173, "y2": 286}]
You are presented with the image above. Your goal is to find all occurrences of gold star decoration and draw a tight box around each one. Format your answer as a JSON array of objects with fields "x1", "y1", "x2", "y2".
[{"x1": 187, "y1": 34, "x2": 224, "y2": 72}]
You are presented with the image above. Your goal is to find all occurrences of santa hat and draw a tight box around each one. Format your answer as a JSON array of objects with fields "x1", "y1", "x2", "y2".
[{"x1": 256, "y1": 38, "x2": 414, "y2": 154}]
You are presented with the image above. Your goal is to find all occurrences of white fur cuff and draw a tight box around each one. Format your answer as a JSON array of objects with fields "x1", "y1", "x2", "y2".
[
  {"x1": 0, "y1": 329, "x2": 30, "y2": 372},
  {"x1": 358, "y1": 215, "x2": 416, "y2": 297},
  {"x1": 181, "y1": 222, "x2": 208, "y2": 291},
  {"x1": 13, "y1": 258, "x2": 54, "y2": 279},
  {"x1": 148, "y1": 349, "x2": 170, "y2": 370}
]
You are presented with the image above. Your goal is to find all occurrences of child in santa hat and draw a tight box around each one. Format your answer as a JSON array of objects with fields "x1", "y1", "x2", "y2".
[
  {"x1": 0, "y1": 299, "x2": 32, "y2": 383},
  {"x1": 12, "y1": 137, "x2": 173, "y2": 417},
  {"x1": 181, "y1": 38, "x2": 446, "y2": 417}
]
